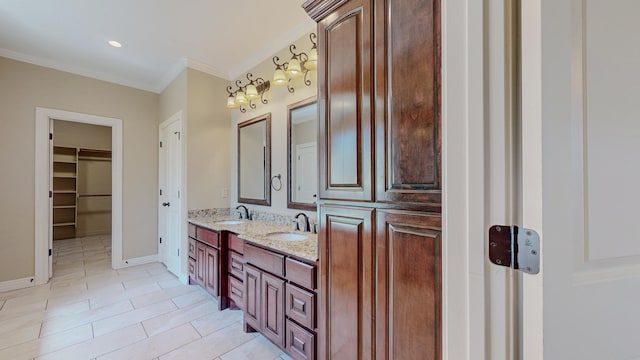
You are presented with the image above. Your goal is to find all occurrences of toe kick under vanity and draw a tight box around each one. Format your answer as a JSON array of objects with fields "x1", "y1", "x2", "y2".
[{"x1": 188, "y1": 217, "x2": 318, "y2": 360}]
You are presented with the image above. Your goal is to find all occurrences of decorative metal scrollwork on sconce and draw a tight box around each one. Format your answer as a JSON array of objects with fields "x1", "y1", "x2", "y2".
[{"x1": 226, "y1": 73, "x2": 271, "y2": 113}]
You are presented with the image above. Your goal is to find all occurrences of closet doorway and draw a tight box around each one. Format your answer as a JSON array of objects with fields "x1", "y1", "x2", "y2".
[
  {"x1": 35, "y1": 108, "x2": 123, "y2": 285},
  {"x1": 51, "y1": 121, "x2": 112, "y2": 255}
]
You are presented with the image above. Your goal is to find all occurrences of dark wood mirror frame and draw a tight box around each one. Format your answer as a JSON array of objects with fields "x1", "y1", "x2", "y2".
[
  {"x1": 287, "y1": 96, "x2": 318, "y2": 211},
  {"x1": 238, "y1": 113, "x2": 271, "y2": 206}
]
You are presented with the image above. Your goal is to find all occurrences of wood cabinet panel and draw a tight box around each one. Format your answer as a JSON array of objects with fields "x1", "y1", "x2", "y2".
[
  {"x1": 261, "y1": 271, "x2": 286, "y2": 348},
  {"x1": 205, "y1": 246, "x2": 219, "y2": 297},
  {"x1": 188, "y1": 257, "x2": 196, "y2": 282},
  {"x1": 229, "y1": 233, "x2": 244, "y2": 254},
  {"x1": 229, "y1": 251, "x2": 245, "y2": 280},
  {"x1": 286, "y1": 284, "x2": 315, "y2": 329},
  {"x1": 195, "y1": 242, "x2": 207, "y2": 287},
  {"x1": 244, "y1": 264, "x2": 261, "y2": 331},
  {"x1": 196, "y1": 227, "x2": 219, "y2": 248},
  {"x1": 374, "y1": 0, "x2": 441, "y2": 205},
  {"x1": 188, "y1": 238, "x2": 196, "y2": 259},
  {"x1": 285, "y1": 258, "x2": 316, "y2": 290},
  {"x1": 287, "y1": 319, "x2": 316, "y2": 360},
  {"x1": 318, "y1": 205, "x2": 374, "y2": 360},
  {"x1": 375, "y1": 210, "x2": 441, "y2": 360},
  {"x1": 317, "y1": 0, "x2": 373, "y2": 201},
  {"x1": 245, "y1": 244, "x2": 285, "y2": 277},
  {"x1": 188, "y1": 223, "x2": 196, "y2": 238},
  {"x1": 229, "y1": 276, "x2": 244, "y2": 311}
]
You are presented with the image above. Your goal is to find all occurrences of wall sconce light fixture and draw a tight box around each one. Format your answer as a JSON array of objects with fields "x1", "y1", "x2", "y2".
[
  {"x1": 271, "y1": 33, "x2": 317, "y2": 94},
  {"x1": 226, "y1": 73, "x2": 270, "y2": 112},
  {"x1": 225, "y1": 32, "x2": 317, "y2": 112}
]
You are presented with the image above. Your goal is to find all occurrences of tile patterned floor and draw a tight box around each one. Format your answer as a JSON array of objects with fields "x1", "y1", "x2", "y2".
[{"x1": 0, "y1": 235, "x2": 293, "y2": 360}]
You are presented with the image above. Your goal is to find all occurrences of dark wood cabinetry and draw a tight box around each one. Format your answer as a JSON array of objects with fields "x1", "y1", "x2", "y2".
[
  {"x1": 261, "y1": 271, "x2": 286, "y2": 347},
  {"x1": 244, "y1": 243, "x2": 318, "y2": 360},
  {"x1": 244, "y1": 264, "x2": 262, "y2": 331},
  {"x1": 187, "y1": 224, "x2": 228, "y2": 310},
  {"x1": 315, "y1": 0, "x2": 373, "y2": 202},
  {"x1": 227, "y1": 233, "x2": 245, "y2": 310},
  {"x1": 375, "y1": 210, "x2": 442, "y2": 359},
  {"x1": 318, "y1": 205, "x2": 374, "y2": 359},
  {"x1": 304, "y1": 0, "x2": 442, "y2": 358}
]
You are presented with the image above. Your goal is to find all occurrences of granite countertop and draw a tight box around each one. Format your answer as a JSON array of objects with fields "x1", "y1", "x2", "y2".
[{"x1": 188, "y1": 215, "x2": 318, "y2": 262}]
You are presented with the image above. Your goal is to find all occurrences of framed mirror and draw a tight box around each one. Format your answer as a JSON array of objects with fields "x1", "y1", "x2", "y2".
[
  {"x1": 238, "y1": 113, "x2": 271, "y2": 206},
  {"x1": 287, "y1": 97, "x2": 317, "y2": 211}
]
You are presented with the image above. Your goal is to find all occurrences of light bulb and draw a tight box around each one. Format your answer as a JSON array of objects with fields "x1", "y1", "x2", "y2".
[
  {"x1": 246, "y1": 84, "x2": 259, "y2": 100},
  {"x1": 226, "y1": 96, "x2": 239, "y2": 109},
  {"x1": 286, "y1": 57, "x2": 303, "y2": 78},
  {"x1": 305, "y1": 48, "x2": 318, "y2": 71},
  {"x1": 235, "y1": 90, "x2": 248, "y2": 105},
  {"x1": 273, "y1": 68, "x2": 288, "y2": 86}
]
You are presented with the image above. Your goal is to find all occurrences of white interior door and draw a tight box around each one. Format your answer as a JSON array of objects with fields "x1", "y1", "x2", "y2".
[
  {"x1": 159, "y1": 118, "x2": 182, "y2": 276},
  {"x1": 48, "y1": 118, "x2": 54, "y2": 278},
  {"x1": 295, "y1": 142, "x2": 317, "y2": 204},
  {"x1": 521, "y1": 0, "x2": 640, "y2": 358}
]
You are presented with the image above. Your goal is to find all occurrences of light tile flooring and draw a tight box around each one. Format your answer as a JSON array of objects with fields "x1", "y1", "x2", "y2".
[{"x1": 0, "y1": 235, "x2": 292, "y2": 360}]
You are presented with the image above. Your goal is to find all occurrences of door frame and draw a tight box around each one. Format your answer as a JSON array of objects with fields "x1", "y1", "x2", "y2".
[
  {"x1": 158, "y1": 111, "x2": 187, "y2": 281},
  {"x1": 35, "y1": 107, "x2": 123, "y2": 284},
  {"x1": 441, "y1": 0, "x2": 488, "y2": 358}
]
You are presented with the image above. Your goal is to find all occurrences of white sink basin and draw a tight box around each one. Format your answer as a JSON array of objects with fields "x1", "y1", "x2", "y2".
[
  {"x1": 266, "y1": 232, "x2": 308, "y2": 242},
  {"x1": 215, "y1": 220, "x2": 243, "y2": 225}
]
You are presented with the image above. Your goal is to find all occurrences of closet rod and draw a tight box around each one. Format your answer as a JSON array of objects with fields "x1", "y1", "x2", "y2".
[{"x1": 79, "y1": 194, "x2": 112, "y2": 197}]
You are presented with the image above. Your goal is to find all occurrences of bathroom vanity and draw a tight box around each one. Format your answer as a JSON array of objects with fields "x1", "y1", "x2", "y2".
[{"x1": 187, "y1": 217, "x2": 318, "y2": 360}]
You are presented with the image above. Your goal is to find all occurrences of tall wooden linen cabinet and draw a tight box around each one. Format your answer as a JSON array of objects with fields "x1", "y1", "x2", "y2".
[{"x1": 303, "y1": 0, "x2": 441, "y2": 359}]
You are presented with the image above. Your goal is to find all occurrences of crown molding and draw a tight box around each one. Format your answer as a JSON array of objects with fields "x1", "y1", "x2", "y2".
[
  {"x1": 228, "y1": 19, "x2": 316, "y2": 80},
  {"x1": 0, "y1": 47, "x2": 159, "y2": 93},
  {"x1": 185, "y1": 58, "x2": 229, "y2": 80}
]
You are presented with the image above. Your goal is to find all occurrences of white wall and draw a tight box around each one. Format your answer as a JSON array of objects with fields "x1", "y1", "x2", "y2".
[{"x1": 0, "y1": 56, "x2": 159, "y2": 282}]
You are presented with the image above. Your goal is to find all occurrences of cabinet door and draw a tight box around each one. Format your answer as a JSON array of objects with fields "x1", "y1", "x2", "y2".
[
  {"x1": 244, "y1": 264, "x2": 261, "y2": 331},
  {"x1": 375, "y1": 209, "x2": 441, "y2": 360},
  {"x1": 195, "y1": 242, "x2": 207, "y2": 287},
  {"x1": 205, "y1": 246, "x2": 219, "y2": 297},
  {"x1": 374, "y1": 0, "x2": 442, "y2": 206},
  {"x1": 317, "y1": 0, "x2": 373, "y2": 202},
  {"x1": 318, "y1": 205, "x2": 374, "y2": 360},
  {"x1": 261, "y1": 271, "x2": 285, "y2": 348}
]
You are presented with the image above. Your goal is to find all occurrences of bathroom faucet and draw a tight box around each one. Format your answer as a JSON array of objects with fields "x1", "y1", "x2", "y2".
[
  {"x1": 236, "y1": 205, "x2": 249, "y2": 220},
  {"x1": 294, "y1": 213, "x2": 311, "y2": 232}
]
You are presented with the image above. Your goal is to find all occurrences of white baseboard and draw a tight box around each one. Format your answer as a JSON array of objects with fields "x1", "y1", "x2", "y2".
[
  {"x1": 0, "y1": 277, "x2": 36, "y2": 293},
  {"x1": 117, "y1": 254, "x2": 159, "y2": 269}
]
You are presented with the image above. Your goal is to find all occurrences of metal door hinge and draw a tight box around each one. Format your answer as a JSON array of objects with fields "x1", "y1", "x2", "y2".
[
  {"x1": 488, "y1": 225, "x2": 540, "y2": 275},
  {"x1": 159, "y1": 237, "x2": 162, "y2": 244},
  {"x1": 49, "y1": 249, "x2": 52, "y2": 256},
  {"x1": 49, "y1": 190, "x2": 53, "y2": 198},
  {"x1": 160, "y1": 141, "x2": 163, "y2": 148},
  {"x1": 49, "y1": 133, "x2": 53, "y2": 140}
]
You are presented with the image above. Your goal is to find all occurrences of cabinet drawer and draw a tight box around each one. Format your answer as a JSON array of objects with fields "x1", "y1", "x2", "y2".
[
  {"x1": 228, "y1": 276, "x2": 244, "y2": 311},
  {"x1": 286, "y1": 258, "x2": 316, "y2": 290},
  {"x1": 286, "y1": 284, "x2": 315, "y2": 329},
  {"x1": 229, "y1": 251, "x2": 245, "y2": 279},
  {"x1": 286, "y1": 319, "x2": 315, "y2": 360},
  {"x1": 188, "y1": 257, "x2": 196, "y2": 282},
  {"x1": 188, "y1": 223, "x2": 197, "y2": 238},
  {"x1": 229, "y1": 233, "x2": 244, "y2": 254},
  {"x1": 196, "y1": 227, "x2": 219, "y2": 248},
  {"x1": 245, "y1": 244, "x2": 285, "y2": 277},
  {"x1": 188, "y1": 238, "x2": 197, "y2": 259}
]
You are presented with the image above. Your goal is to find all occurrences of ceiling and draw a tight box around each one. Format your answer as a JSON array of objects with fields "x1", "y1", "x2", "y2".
[{"x1": 0, "y1": 1, "x2": 315, "y2": 93}]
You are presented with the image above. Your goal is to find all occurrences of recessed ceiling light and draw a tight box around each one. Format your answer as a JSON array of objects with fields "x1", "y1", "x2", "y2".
[{"x1": 108, "y1": 40, "x2": 122, "y2": 48}]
